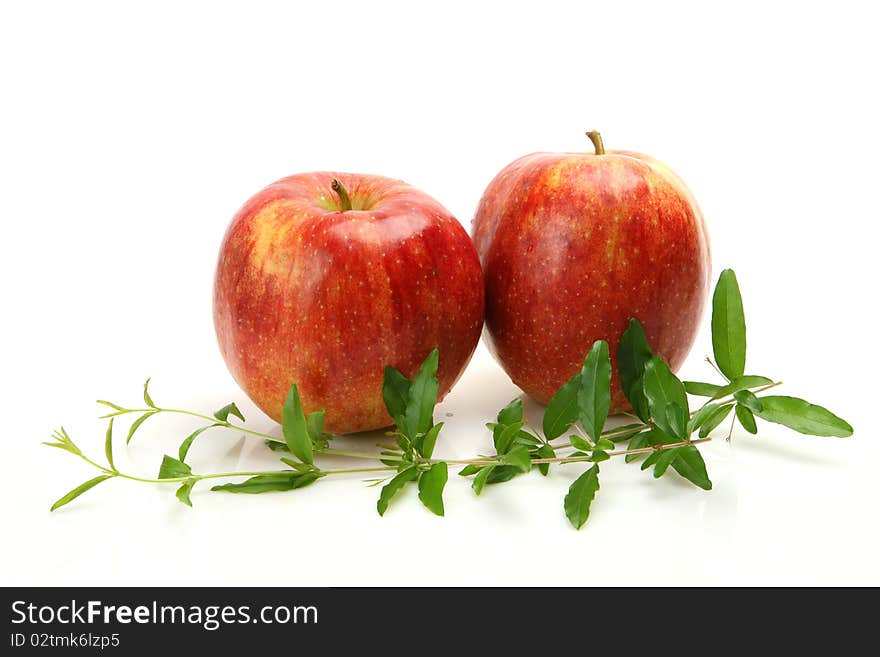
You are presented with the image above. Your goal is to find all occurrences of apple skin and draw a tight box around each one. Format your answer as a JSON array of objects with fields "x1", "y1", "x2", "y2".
[
  {"x1": 214, "y1": 172, "x2": 484, "y2": 434},
  {"x1": 472, "y1": 145, "x2": 711, "y2": 411}
]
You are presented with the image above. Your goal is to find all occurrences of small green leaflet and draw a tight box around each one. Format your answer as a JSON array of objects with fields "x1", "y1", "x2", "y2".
[
  {"x1": 578, "y1": 340, "x2": 612, "y2": 441},
  {"x1": 604, "y1": 423, "x2": 644, "y2": 443},
  {"x1": 534, "y1": 443, "x2": 555, "y2": 476},
  {"x1": 178, "y1": 424, "x2": 220, "y2": 462},
  {"x1": 377, "y1": 466, "x2": 419, "y2": 516},
  {"x1": 143, "y1": 377, "x2": 157, "y2": 409},
  {"x1": 689, "y1": 402, "x2": 721, "y2": 433},
  {"x1": 416, "y1": 422, "x2": 444, "y2": 459},
  {"x1": 617, "y1": 318, "x2": 653, "y2": 421},
  {"x1": 684, "y1": 381, "x2": 722, "y2": 397},
  {"x1": 754, "y1": 396, "x2": 853, "y2": 437},
  {"x1": 651, "y1": 448, "x2": 679, "y2": 478},
  {"x1": 698, "y1": 404, "x2": 734, "y2": 438},
  {"x1": 382, "y1": 366, "x2": 411, "y2": 427},
  {"x1": 50, "y1": 475, "x2": 114, "y2": 512},
  {"x1": 625, "y1": 430, "x2": 650, "y2": 463},
  {"x1": 405, "y1": 349, "x2": 439, "y2": 438},
  {"x1": 211, "y1": 472, "x2": 321, "y2": 494},
  {"x1": 735, "y1": 404, "x2": 758, "y2": 434},
  {"x1": 710, "y1": 375, "x2": 774, "y2": 401},
  {"x1": 570, "y1": 434, "x2": 593, "y2": 451},
  {"x1": 214, "y1": 402, "x2": 245, "y2": 423},
  {"x1": 126, "y1": 410, "x2": 158, "y2": 444},
  {"x1": 282, "y1": 384, "x2": 313, "y2": 465},
  {"x1": 493, "y1": 421, "x2": 523, "y2": 455},
  {"x1": 670, "y1": 446, "x2": 712, "y2": 490},
  {"x1": 734, "y1": 389, "x2": 763, "y2": 413},
  {"x1": 176, "y1": 480, "x2": 195, "y2": 507},
  {"x1": 306, "y1": 410, "x2": 325, "y2": 442},
  {"x1": 418, "y1": 462, "x2": 448, "y2": 516},
  {"x1": 472, "y1": 466, "x2": 495, "y2": 495},
  {"x1": 711, "y1": 269, "x2": 747, "y2": 380},
  {"x1": 499, "y1": 445, "x2": 531, "y2": 472},
  {"x1": 543, "y1": 371, "x2": 581, "y2": 440},
  {"x1": 642, "y1": 357, "x2": 689, "y2": 439},
  {"x1": 104, "y1": 418, "x2": 116, "y2": 471},
  {"x1": 497, "y1": 398, "x2": 523, "y2": 426},
  {"x1": 564, "y1": 465, "x2": 600, "y2": 529},
  {"x1": 158, "y1": 455, "x2": 192, "y2": 479}
]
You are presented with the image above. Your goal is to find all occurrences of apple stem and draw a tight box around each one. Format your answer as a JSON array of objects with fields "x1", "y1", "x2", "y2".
[
  {"x1": 585, "y1": 130, "x2": 605, "y2": 155},
  {"x1": 331, "y1": 178, "x2": 352, "y2": 211}
]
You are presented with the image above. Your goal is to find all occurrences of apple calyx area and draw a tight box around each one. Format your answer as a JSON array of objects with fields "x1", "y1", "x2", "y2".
[{"x1": 585, "y1": 130, "x2": 605, "y2": 155}]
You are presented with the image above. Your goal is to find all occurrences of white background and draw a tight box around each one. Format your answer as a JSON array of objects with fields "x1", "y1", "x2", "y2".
[{"x1": 1, "y1": 1, "x2": 877, "y2": 586}]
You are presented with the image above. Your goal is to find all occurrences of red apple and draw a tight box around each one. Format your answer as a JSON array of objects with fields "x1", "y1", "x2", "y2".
[
  {"x1": 214, "y1": 172, "x2": 484, "y2": 434},
  {"x1": 472, "y1": 131, "x2": 711, "y2": 411}
]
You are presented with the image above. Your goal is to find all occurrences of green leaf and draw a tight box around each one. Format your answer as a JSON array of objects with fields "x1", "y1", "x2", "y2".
[
  {"x1": 625, "y1": 430, "x2": 650, "y2": 463},
  {"x1": 671, "y1": 446, "x2": 713, "y2": 490},
  {"x1": 279, "y1": 457, "x2": 316, "y2": 472},
  {"x1": 535, "y1": 443, "x2": 555, "y2": 476},
  {"x1": 176, "y1": 480, "x2": 195, "y2": 507},
  {"x1": 698, "y1": 404, "x2": 734, "y2": 438},
  {"x1": 604, "y1": 423, "x2": 645, "y2": 443},
  {"x1": 711, "y1": 269, "x2": 746, "y2": 380},
  {"x1": 104, "y1": 418, "x2": 116, "y2": 471},
  {"x1": 493, "y1": 421, "x2": 523, "y2": 455},
  {"x1": 617, "y1": 318, "x2": 653, "y2": 421},
  {"x1": 652, "y1": 447, "x2": 679, "y2": 478},
  {"x1": 642, "y1": 356, "x2": 689, "y2": 439},
  {"x1": 497, "y1": 398, "x2": 523, "y2": 425},
  {"x1": 499, "y1": 445, "x2": 531, "y2": 472},
  {"x1": 641, "y1": 450, "x2": 663, "y2": 470},
  {"x1": 688, "y1": 402, "x2": 721, "y2": 433},
  {"x1": 382, "y1": 366, "x2": 411, "y2": 427},
  {"x1": 418, "y1": 422, "x2": 443, "y2": 459},
  {"x1": 472, "y1": 466, "x2": 494, "y2": 495},
  {"x1": 710, "y1": 375, "x2": 774, "y2": 401},
  {"x1": 684, "y1": 381, "x2": 723, "y2": 397},
  {"x1": 543, "y1": 371, "x2": 581, "y2": 440},
  {"x1": 570, "y1": 434, "x2": 593, "y2": 451},
  {"x1": 158, "y1": 455, "x2": 193, "y2": 479},
  {"x1": 405, "y1": 348, "x2": 439, "y2": 438},
  {"x1": 590, "y1": 450, "x2": 610, "y2": 462},
  {"x1": 214, "y1": 402, "x2": 245, "y2": 423},
  {"x1": 305, "y1": 410, "x2": 325, "y2": 441},
  {"x1": 143, "y1": 377, "x2": 157, "y2": 408},
  {"x1": 282, "y1": 384, "x2": 313, "y2": 465},
  {"x1": 754, "y1": 396, "x2": 853, "y2": 437},
  {"x1": 594, "y1": 438, "x2": 615, "y2": 451},
  {"x1": 514, "y1": 430, "x2": 542, "y2": 446},
  {"x1": 418, "y1": 461, "x2": 448, "y2": 516},
  {"x1": 578, "y1": 340, "x2": 612, "y2": 441},
  {"x1": 734, "y1": 389, "x2": 763, "y2": 413},
  {"x1": 178, "y1": 424, "x2": 220, "y2": 462},
  {"x1": 126, "y1": 410, "x2": 158, "y2": 444},
  {"x1": 486, "y1": 465, "x2": 521, "y2": 484},
  {"x1": 377, "y1": 466, "x2": 419, "y2": 516},
  {"x1": 458, "y1": 464, "x2": 482, "y2": 477},
  {"x1": 211, "y1": 472, "x2": 321, "y2": 494},
  {"x1": 564, "y1": 465, "x2": 600, "y2": 530},
  {"x1": 50, "y1": 475, "x2": 114, "y2": 511},
  {"x1": 735, "y1": 405, "x2": 758, "y2": 434}
]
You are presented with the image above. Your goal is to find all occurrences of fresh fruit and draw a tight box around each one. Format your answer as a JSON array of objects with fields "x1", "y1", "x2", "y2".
[
  {"x1": 472, "y1": 131, "x2": 711, "y2": 410},
  {"x1": 213, "y1": 172, "x2": 484, "y2": 433}
]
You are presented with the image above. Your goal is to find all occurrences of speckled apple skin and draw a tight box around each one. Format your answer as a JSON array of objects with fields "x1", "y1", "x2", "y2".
[
  {"x1": 214, "y1": 172, "x2": 484, "y2": 434},
  {"x1": 473, "y1": 151, "x2": 711, "y2": 411}
]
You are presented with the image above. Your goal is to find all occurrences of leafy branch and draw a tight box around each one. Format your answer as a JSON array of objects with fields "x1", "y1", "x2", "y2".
[{"x1": 45, "y1": 269, "x2": 852, "y2": 529}]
